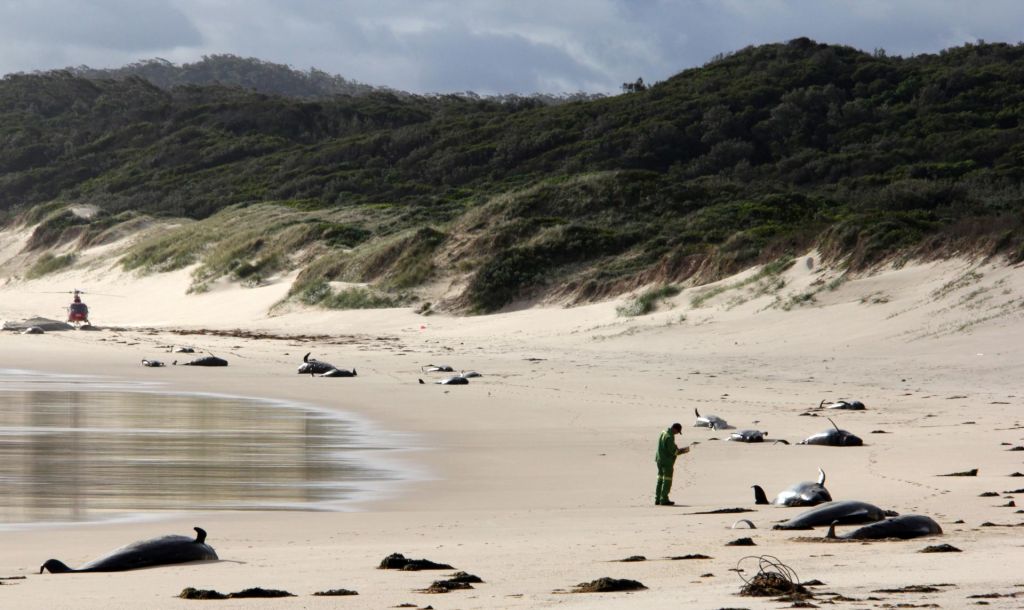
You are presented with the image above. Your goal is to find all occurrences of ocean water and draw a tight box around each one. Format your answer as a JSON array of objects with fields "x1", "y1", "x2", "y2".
[{"x1": 0, "y1": 368, "x2": 410, "y2": 527}]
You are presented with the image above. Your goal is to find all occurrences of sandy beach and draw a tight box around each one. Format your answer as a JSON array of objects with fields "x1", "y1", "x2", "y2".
[{"x1": 1, "y1": 246, "x2": 1023, "y2": 609}]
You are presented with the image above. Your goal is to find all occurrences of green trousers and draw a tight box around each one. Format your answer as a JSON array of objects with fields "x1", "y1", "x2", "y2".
[{"x1": 655, "y1": 463, "x2": 674, "y2": 504}]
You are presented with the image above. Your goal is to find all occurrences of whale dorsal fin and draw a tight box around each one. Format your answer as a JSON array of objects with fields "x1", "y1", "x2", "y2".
[
  {"x1": 752, "y1": 485, "x2": 769, "y2": 505},
  {"x1": 194, "y1": 527, "x2": 207, "y2": 544},
  {"x1": 303, "y1": 352, "x2": 311, "y2": 363},
  {"x1": 826, "y1": 521, "x2": 838, "y2": 539}
]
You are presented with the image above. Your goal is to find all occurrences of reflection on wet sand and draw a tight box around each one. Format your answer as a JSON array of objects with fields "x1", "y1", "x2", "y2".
[{"x1": 0, "y1": 370, "x2": 392, "y2": 525}]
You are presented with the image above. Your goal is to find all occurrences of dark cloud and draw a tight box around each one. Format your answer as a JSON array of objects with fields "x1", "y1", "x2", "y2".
[
  {"x1": 1, "y1": 0, "x2": 201, "y2": 52},
  {"x1": 1, "y1": 0, "x2": 1023, "y2": 93}
]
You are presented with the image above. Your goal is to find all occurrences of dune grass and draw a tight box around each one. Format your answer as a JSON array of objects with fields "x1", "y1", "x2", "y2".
[
  {"x1": 691, "y1": 257, "x2": 795, "y2": 308},
  {"x1": 616, "y1": 285, "x2": 681, "y2": 317},
  {"x1": 26, "y1": 252, "x2": 75, "y2": 279}
]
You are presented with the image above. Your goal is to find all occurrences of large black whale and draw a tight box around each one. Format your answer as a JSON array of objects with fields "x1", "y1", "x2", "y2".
[
  {"x1": 798, "y1": 417, "x2": 863, "y2": 446},
  {"x1": 826, "y1": 514, "x2": 942, "y2": 540},
  {"x1": 40, "y1": 527, "x2": 218, "y2": 573},
  {"x1": 772, "y1": 500, "x2": 890, "y2": 530}
]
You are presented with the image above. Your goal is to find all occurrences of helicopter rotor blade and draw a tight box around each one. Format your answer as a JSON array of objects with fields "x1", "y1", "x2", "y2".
[{"x1": 35, "y1": 290, "x2": 123, "y2": 297}]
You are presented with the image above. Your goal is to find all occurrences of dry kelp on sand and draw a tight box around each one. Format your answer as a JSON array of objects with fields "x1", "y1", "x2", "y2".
[
  {"x1": 378, "y1": 552, "x2": 454, "y2": 571},
  {"x1": 227, "y1": 587, "x2": 295, "y2": 598},
  {"x1": 179, "y1": 588, "x2": 227, "y2": 600},
  {"x1": 572, "y1": 577, "x2": 647, "y2": 593},
  {"x1": 445, "y1": 571, "x2": 483, "y2": 583},
  {"x1": 416, "y1": 570, "x2": 483, "y2": 593},
  {"x1": 736, "y1": 555, "x2": 813, "y2": 601},
  {"x1": 420, "y1": 579, "x2": 474, "y2": 593},
  {"x1": 313, "y1": 588, "x2": 358, "y2": 596},
  {"x1": 938, "y1": 468, "x2": 978, "y2": 476},
  {"x1": 179, "y1": 587, "x2": 295, "y2": 599}
]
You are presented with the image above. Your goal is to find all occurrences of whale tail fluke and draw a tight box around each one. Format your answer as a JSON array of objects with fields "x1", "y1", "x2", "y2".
[{"x1": 40, "y1": 559, "x2": 73, "y2": 574}]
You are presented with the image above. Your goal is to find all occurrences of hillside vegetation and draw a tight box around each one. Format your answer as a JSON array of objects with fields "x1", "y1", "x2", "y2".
[{"x1": 3, "y1": 38, "x2": 1024, "y2": 313}]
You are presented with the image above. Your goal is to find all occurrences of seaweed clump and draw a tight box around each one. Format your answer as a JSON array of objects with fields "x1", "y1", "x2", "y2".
[
  {"x1": 737, "y1": 555, "x2": 813, "y2": 602},
  {"x1": 313, "y1": 588, "x2": 358, "y2": 596},
  {"x1": 378, "y1": 552, "x2": 454, "y2": 571},
  {"x1": 572, "y1": 577, "x2": 647, "y2": 593},
  {"x1": 179, "y1": 588, "x2": 227, "y2": 600}
]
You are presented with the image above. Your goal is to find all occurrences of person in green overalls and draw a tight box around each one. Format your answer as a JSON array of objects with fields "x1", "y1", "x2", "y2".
[{"x1": 655, "y1": 422, "x2": 690, "y2": 506}]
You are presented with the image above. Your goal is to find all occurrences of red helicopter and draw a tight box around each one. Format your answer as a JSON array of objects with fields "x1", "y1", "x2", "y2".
[{"x1": 67, "y1": 289, "x2": 91, "y2": 328}]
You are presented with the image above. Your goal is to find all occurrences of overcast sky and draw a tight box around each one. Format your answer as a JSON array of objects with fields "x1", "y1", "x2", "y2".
[{"x1": 1, "y1": 1, "x2": 1022, "y2": 95}]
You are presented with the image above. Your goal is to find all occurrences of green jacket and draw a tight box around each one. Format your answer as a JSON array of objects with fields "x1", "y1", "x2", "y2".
[{"x1": 656, "y1": 428, "x2": 679, "y2": 466}]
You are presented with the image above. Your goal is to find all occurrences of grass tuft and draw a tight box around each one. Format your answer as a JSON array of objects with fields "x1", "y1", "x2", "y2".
[
  {"x1": 617, "y1": 285, "x2": 681, "y2": 316},
  {"x1": 26, "y1": 252, "x2": 75, "y2": 278}
]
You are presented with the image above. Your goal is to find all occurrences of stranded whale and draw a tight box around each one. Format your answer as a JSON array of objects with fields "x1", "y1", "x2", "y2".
[
  {"x1": 772, "y1": 500, "x2": 890, "y2": 530},
  {"x1": 798, "y1": 418, "x2": 863, "y2": 446},
  {"x1": 826, "y1": 514, "x2": 942, "y2": 540},
  {"x1": 753, "y1": 468, "x2": 831, "y2": 507},
  {"x1": 40, "y1": 527, "x2": 218, "y2": 573}
]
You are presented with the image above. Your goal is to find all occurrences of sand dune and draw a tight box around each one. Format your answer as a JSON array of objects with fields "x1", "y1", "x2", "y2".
[{"x1": 1, "y1": 245, "x2": 1023, "y2": 608}]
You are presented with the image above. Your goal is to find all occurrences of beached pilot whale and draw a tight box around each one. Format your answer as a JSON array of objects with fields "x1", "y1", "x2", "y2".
[
  {"x1": 174, "y1": 356, "x2": 228, "y2": 367},
  {"x1": 772, "y1": 500, "x2": 891, "y2": 530},
  {"x1": 436, "y1": 375, "x2": 469, "y2": 385},
  {"x1": 40, "y1": 527, "x2": 218, "y2": 573},
  {"x1": 141, "y1": 359, "x2": 165, "y2": 367},
  {"x1": 819, "y1": 399, "x2": 866, "y2": 410},
  {"x1": 693, "y1": 408, "x2": 730, "y2": 430},
  {"x1": 319, "y1": 367, "x2": 356, "y2": 377},
  {"x1": 729, "y1": 429, "x2": 767, "y2": 442},
  {"x1": 422, "y1": 364, "x2": 455, "y2": 373},
  {"x1": 753, "y1": 468, "x2": 832, "y2": 507},
  {"x1": 298, "y1": 352, "x2": 336, "y2": 375},
  {"x1": 826, "y1": 514, "x2": 942, "y2": 540},
  {"x1": 798, "y1": 418, "x2": 863, "y2": 446}
]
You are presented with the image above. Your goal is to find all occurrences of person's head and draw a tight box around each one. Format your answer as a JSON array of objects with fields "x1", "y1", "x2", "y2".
[{"x1": 670, "y1": 423, "x2": 682, "y2": 434}]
